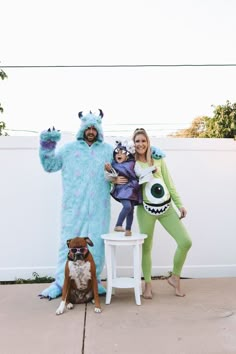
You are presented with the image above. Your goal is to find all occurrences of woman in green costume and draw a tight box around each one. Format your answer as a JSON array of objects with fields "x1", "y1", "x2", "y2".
[{"x1": 133, "y1": 128, "x2": 192, "y2": 299}]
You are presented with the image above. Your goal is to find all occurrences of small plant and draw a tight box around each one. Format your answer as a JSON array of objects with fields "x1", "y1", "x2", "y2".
[
  {"x1": 0, "y1": 272, "x2": 55, "y2": 285},
  {"x1": 0, "y1": 120, "x2": 9, "y2": 136}
]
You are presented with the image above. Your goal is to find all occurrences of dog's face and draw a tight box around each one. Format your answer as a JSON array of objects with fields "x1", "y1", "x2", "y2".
[{"x1": 67, "y1": 237, "x2": 94, "y2": 262}]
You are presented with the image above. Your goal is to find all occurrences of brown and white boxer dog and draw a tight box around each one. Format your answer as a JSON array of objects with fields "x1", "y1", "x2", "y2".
[{"x1": 56, "y1": 237, "x2": 101, "y2": 315}]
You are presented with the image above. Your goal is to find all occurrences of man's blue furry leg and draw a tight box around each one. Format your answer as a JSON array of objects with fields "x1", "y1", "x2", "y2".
[
  {"x1": 98, "y1": 280, "x2": 106, "y2": 295},
  {"x1": 39, "y1": 241, "x2": 66, "y2": 300},
  {"x1": 39, "y1": 281, "x2": 62, "y2": 300}
]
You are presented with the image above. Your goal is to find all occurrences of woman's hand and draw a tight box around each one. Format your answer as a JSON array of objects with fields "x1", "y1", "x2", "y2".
[
  {"x1": 115, "y1": 176, "x2": 128, "y2": 184},
  {"x1": 179, "y1": 207, "x2": 187, "y2": 219}
]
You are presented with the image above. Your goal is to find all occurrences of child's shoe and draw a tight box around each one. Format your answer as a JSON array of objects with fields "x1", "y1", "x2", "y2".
[
  {"x1": 125, "y1": 230, "x2": 132, "y2": 236},
  {"x1": 114, "y1": 226, "x2": 125, "y2": 232}
]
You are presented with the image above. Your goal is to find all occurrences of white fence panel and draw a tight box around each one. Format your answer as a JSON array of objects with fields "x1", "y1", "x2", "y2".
[{"x1": 0, "y1": 135, "x2": 235, "y2": 280}]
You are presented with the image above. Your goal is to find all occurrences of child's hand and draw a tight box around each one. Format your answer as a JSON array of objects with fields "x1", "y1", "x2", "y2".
[
  {"x1": 152, "y1": 167, "x2": 158, "y2": 174},
  {"x1": 105, "y1": 163, "x2": 112, "y2": 172},
  {"x1": 179, "y1": 207, "x2": 187, "y2": 219}
]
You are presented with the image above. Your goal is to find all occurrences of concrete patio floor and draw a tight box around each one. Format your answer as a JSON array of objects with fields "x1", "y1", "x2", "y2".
[{"x1": 0, "y1": 278, "x2": 236, "y2": 354}]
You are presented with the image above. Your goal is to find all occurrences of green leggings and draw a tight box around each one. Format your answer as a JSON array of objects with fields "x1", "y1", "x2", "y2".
[{"x1": 137, "y1": 204, "x2": 192, "y2": 282}]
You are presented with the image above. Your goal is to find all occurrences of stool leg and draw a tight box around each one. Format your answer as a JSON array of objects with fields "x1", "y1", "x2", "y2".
[
  {"x1": 139, "y1": 243, "x2": 143, "y2": 295},
  {"x1": 111, "y1": 245, "x2": 116, "y2": 295},
  {"x1": 133, "y1": 243, "x2": 141, "y2": 305},
  {"x1": 105, "y1": 243, "x2": 112, "y2": 305}
]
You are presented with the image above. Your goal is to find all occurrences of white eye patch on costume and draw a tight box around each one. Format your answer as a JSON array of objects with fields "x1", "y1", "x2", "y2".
[{"x1": 143, "y1": 178, "x2": 171, "y2": 216}]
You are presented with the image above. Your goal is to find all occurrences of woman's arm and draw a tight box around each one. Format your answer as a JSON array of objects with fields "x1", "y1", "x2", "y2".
[{"x1": 161, "y1": 159, "x2": 183, "y2": 210}]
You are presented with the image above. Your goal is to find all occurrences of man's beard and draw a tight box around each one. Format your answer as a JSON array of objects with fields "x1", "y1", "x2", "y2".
[{"x1": 85, "y1": 134, "x2": 97, "y2": 143}]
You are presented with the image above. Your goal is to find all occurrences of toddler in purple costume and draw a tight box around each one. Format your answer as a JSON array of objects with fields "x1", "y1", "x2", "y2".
[{"x1": 105, "y1": 140, "x2": 142, "y2": 236}]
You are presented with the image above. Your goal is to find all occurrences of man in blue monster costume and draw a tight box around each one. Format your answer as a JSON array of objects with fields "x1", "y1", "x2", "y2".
[
  {"x1": 39, "y1": 109, "x2": 113, "y2": 299},
  {"x1": 39, "y1": 109, "x2": 164, "y2": 300}
]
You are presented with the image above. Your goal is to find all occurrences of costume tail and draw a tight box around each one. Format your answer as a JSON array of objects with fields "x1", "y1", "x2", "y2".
[
  {"x1": 98, "y1": 281, "x2": 106, "y2": 295},
  {"x1": 38, "y1": 282, "x2": 62, "y2": 300}
]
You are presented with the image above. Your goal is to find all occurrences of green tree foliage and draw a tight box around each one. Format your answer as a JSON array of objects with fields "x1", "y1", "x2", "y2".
[
  {"x1": 171, "y1": 101, "x2": 236, "y2": 139},
  {"x1": 204, "y1": 101, "x2": 236, "y2": 138},
  {"x1": 0, "y1": 67, "x2": 8, "y2": 136},
  {"x1": 0, "y1": 69, "x2": 7, "y2": 80},
  {"x1": 0, "y1": 68, "x2": 7, "y2": 114}
]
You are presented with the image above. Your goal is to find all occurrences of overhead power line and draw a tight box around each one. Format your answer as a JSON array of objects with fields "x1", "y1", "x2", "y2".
[
  {"x1": 1, "y1": 63, "x2": 236, "y2": 69},
  {"x1": 5, "y1": 125, "x2": 187, "y2": 135}
]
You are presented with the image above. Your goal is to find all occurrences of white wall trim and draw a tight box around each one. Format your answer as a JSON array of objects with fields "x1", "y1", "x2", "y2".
[{"x1": 102, "y1": 264, "x2": 236, "y2": 279}]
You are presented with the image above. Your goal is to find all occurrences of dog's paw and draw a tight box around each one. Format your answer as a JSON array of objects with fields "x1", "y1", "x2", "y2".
[
  {"x1": 67, "y1": 303, "x2": 74, "y2": 310},
  {"x1": 94, "y1": 307, "x2": 102, "y2": 313},
  {"x1": 56, "y1": 308, "x2": 64, "y2": 315},
  {"x1": 56, "y1": 301, "x2": 65, "y2": 315}
]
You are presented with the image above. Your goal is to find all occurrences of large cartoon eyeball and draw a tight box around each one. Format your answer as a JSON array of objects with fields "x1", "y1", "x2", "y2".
[{"x1": 144, "y1": 178, "x2": 170, "y2": 205}]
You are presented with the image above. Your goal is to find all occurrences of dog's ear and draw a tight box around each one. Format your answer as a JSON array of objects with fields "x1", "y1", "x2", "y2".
[
  {"x1": 67, "y1": 239, "x2": 72, "y2": 248},
  {"x1": 84, "y1": 237, "x2": 94, "y2": 247}
]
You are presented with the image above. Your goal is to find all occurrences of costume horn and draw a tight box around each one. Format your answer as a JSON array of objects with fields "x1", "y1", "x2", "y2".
[{"x1": 98, "y1": 109, "x2": 104, "y2": 118}]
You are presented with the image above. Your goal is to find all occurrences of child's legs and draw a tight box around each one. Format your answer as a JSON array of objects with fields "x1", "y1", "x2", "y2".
[
  {"x1": 125, "y1": 200, "x2": 135, "y2": 230},
  {"x1": 116, "y1": 199, "x2": 133, "y2": 227},
  {"x1": 137, "y1": 206, "x2": 156, "y2": 282},
  {"x1": 158, "y1": 205, "x2": 192, "y2": 276}
]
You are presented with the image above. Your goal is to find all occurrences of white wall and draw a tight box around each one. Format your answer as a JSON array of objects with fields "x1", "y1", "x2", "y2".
[{"x1": 0, "y1": 135, "x2": 236, "y2": 281}]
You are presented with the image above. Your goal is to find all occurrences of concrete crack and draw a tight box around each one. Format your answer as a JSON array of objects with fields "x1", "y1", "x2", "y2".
[{"x1": 81, "y1": 303, "x2": 87, "y2": 354}]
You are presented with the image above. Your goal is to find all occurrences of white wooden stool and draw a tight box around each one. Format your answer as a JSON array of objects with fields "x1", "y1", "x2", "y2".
[{"x1": 101, "y1": 233, "x2": 147, "y2": 305}]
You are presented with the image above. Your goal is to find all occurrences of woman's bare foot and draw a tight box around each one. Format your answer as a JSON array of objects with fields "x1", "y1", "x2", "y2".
[
  {"x1": 167, "y1": 275, "x2": 185, "y2": 297},
  {"x1": 142, "y1": 282, "x2": 152, "y2": 299}
]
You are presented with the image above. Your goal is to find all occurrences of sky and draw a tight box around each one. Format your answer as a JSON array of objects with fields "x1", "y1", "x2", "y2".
[{"x1": 1, "y1": 0, "x2": 236, "y2": 137}]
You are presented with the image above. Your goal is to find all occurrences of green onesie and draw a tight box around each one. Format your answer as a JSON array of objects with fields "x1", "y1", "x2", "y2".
[{"x1": 136, "y1": 158, "x2": 192, "y2": 281}]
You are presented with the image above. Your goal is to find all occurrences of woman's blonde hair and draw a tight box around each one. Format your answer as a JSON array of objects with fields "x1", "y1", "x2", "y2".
[{"x1": 132, "y1": 128, "x2": 153, "y2": 166}]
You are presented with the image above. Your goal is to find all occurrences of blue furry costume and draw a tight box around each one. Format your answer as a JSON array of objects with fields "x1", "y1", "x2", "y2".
[{"x1": 39, "y1": 111, "x2": 113, "y2": 299}]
